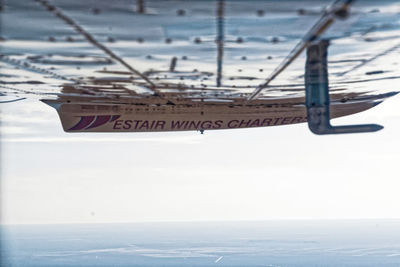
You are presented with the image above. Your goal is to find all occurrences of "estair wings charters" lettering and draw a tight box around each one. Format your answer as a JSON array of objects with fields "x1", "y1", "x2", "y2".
[{"x1": 111, "y1": 117, "x2": 307, "y2": 131}]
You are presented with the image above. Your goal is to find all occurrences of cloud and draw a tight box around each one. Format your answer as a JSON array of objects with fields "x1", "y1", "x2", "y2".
[
  {"x1": 0, "y1": 126, "x2": 33, "y2": 134},
  {"x1": 0, "y1": 113, "x2": 53, "y2": 124}
]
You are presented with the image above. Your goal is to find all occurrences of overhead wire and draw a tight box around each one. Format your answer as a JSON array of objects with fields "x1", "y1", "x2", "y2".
[
  {"x1": 34, "y1": 0, "x2": 157, "y2": 92},
  {"x1": 247, "y1": 0, "x2": 356, "y2": 101},
  {"x1": 336, "y1": 42, "x2": 400, "y2": 76}
]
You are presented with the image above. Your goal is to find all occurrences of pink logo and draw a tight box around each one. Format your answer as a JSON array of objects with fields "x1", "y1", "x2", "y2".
[{"x1": 68, "y1": 115, "x2": 120, "y2": 130}]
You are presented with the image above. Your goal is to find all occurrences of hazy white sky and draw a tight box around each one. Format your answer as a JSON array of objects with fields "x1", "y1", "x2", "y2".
[
  {"x1": 1, "y1": 0, "x2": 399, "y2": 225},
  {"x1": 1, "y1": 92, "x2": 399, "y2": 224}
]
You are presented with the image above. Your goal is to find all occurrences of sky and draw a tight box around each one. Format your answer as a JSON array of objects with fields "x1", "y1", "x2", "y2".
[
  {"x1": 1, "y1": 0, "x2": 400, "y2": 225},
  {"x1": 1, "y1": 92, "x2": 399, "y2": 224}
]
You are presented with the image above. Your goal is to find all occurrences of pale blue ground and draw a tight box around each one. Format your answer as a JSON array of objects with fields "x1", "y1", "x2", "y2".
[{"x1": 2, "y1": 220, "x2": 400, "y2": 267}]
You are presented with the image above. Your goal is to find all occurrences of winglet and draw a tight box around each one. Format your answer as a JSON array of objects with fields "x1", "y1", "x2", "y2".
[{"x1": 305, "y1": 40, "x2": 383, "y2": 135}]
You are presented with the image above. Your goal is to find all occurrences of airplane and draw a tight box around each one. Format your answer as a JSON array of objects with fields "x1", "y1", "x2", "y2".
[{"x1": 1, "y1": 0, "x2": 399, "y2": 135}]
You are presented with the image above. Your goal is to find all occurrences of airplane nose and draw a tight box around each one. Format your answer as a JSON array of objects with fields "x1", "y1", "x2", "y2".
[{"x1": 40, "y1": 99, "x2": 62, "y2": 110}]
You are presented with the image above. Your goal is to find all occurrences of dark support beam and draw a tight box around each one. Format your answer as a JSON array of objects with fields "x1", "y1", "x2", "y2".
[
  {"x1": 169, "y1": 57, "x2": 177, "y2": 72},
  {"x1": 305, "y1": 40, "x2": 383, "y2": 135},
  {"x1": 216, "y1": 0, "x2": 224, "y2": 87},
  {"x1": 137, "y1": 0, "x2": 145, "y2": 14}
]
